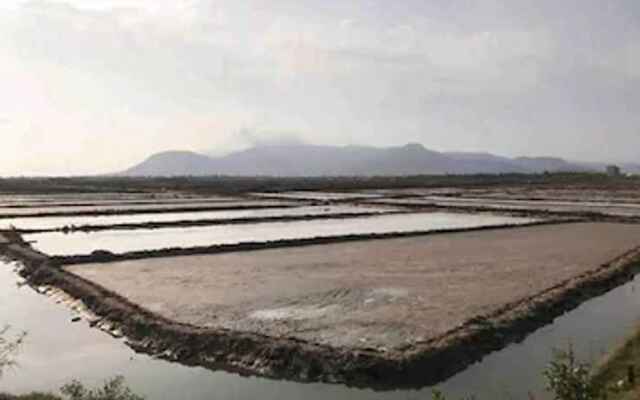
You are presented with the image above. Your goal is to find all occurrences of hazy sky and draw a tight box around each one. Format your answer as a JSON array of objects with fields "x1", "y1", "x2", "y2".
[{"x1": 1, "y1": 0, "x2": 639, "y2": 175}]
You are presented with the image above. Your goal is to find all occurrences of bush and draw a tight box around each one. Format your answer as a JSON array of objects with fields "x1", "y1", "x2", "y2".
[
  {"x1": 543, "y1": 347, "x2": 604, "y2": 400},
  {"x1": 431, "y1": 346, "x2": 614, "y2": 400},
  {"x1": 60, "y1": 377, "x2": 145, "y2": 400},
  {"x1": 431, "y1": 389, "x2": 476, "y2": 400},
  {"x1": 0, "y1": 377, "x2": 144, "y2": 400}
]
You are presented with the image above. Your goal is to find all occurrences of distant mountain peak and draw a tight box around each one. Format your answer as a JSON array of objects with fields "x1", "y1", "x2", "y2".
[{"x1": 402, "y1": 142, "x2": 426, "y2": 151}]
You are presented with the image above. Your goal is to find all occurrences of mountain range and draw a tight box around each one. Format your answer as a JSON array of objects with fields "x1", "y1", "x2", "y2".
[{"x1": 120, "y1": 143, "x2": 639, "y2": 177}]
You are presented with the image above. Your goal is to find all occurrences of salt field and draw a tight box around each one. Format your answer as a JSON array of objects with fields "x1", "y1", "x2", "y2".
[{"x1": 27, "y1": 212, "x2": 535, "y2": 256}]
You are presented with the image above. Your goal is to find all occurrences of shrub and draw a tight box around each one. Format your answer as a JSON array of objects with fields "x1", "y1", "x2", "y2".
[
  {"x1": 59, "y1": 377, "x2": 144, "y2": 400},
  {"x1": 543, "y1": 347, "x2": 604, "y2": 400}
]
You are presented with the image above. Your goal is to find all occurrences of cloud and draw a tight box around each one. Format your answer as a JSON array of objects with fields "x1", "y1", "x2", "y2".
[{"x1": 0, "y1": 0, "x2": 639, "y2": 175}]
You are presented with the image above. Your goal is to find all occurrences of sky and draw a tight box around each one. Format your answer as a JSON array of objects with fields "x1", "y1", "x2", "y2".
[{"x1": 0, "y1": 0, "x2": 639, "y2": 175}]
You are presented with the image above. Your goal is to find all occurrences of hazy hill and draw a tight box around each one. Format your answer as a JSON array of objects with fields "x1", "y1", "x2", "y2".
[
  {"x1": 121, "y1": 143, "x2": 601, "y2": 177},
  {"x1": 621, "y1": 163, "x2": 640, "y2": 174}
]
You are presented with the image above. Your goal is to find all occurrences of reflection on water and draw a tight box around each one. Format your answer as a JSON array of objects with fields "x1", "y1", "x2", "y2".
[
  {"x1": 26, "y1": 213, "x2": 534, "y2": 256},
  {"x1": 2, "y1": 261, "x2": 640, "y2": 399},
  {"x1": 0, "y1": 205, "x2": 389, "y2": 231}
]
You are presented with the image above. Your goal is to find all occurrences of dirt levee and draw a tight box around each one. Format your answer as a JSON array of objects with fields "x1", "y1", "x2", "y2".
[{"x1": 66, "y1": 223, "x2": 640, "y2": 353}]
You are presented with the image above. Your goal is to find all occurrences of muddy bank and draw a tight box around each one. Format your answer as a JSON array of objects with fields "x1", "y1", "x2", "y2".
[
  {"x1": 48, "y1": 219, "x2": 562, "y2": 264},
  {"x1": 3, "y1": 224, "x2": 640, "y2": 389}
]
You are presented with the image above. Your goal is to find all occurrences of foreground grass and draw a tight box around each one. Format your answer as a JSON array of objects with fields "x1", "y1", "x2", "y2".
[{"x1": 591, "y1": 325, "x2": 640, "y2": 400}]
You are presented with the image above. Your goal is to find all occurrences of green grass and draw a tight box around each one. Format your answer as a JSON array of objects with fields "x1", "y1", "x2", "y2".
[{"x1": 591, "y1": 324, "x2": 640, "y2": 399}]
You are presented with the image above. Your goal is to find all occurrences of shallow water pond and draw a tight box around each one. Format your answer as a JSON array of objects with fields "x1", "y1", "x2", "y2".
[
  {"x1": 26, "y1": 212, "x2": 534, "y2": 256},
  {"x1": 375, "y1": 196, "x2": 640, "y2": 217},
  {"x1": 0, "y1": 200, "x2": 295, "y2": 218},
  {"x1": 0, "y1": 205, "x2": 389, "y2": 231}
]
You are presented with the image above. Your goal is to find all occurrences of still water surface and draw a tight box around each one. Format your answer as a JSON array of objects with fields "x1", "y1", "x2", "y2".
[
  {"x1": 26, "y1": 213, "x2": 534, "y2": 256},
  {"x1": 375, "y1": 197, "x2": 640, "y2": 217},
  {"x1": 0, "y1": 205, "x2": 389, "y2": 231},
  {"x1": 0, "y1": 201, "x2": 294, "y2": 218}
]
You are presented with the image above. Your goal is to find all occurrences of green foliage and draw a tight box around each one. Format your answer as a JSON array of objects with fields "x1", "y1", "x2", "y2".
[
  {"x1": 431, "y1": 389, "x2": 476, "y2": 400},
  {"x1": 431, "y1": 390, "x2": 447, "y2": 400},
  {"x1": 60, "y1": 377, "x2": 145, "y2": 400},
  {"x1": 430, "y1": 347, "x2": 619, "y2": 400},
  {"x1": 543, "y1": 347, "x2": 604, "y2": 400}
]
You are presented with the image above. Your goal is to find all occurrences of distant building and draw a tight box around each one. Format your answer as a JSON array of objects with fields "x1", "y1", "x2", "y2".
[{"x1": 606, "y1": 165, "x2": 622, "y2": 177}]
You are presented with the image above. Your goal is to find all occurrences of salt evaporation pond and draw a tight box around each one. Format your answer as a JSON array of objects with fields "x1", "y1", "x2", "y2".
[
  {"x1": 0, "y1": 200, "x2": 296, "y2": 218},
  {"x1": 0, "y1": 192, "x2": 226, "y2": 205},
  {"x1": 0, "y1": 205, "x2": 390, "y2": 231},
  {"x1": 375, "y1": 196, "x2": 640, "y2": 217},
  {"x1": 0, "y1": 197, "x2": 242, "y2": 209},
  {"x1": 27, "y1": 212, "x2": 535, "y2": 256}
]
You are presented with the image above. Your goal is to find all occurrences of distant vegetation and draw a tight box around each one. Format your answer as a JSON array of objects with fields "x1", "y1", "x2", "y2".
[{"x1": 0, "y1": 172, "x2": 637, "y2": 196}]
